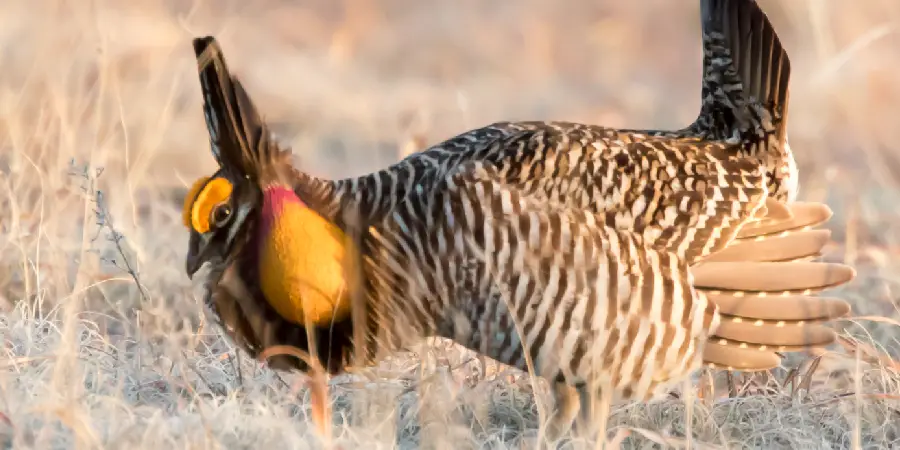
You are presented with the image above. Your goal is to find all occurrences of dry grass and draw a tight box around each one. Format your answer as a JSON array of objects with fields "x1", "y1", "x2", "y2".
[{"x1": 2, "y1": 0, "x2": 900, "y2": 448}]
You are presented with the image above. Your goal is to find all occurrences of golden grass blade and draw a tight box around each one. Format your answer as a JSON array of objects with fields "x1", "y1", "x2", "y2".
[{"x1": 257, "y1": 345, "x2": 332, "y2": 444}]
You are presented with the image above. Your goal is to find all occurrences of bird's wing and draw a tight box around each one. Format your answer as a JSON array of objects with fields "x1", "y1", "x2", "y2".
[
  {"x1": 448, "y1": 128, "x2": 808, "y2": 266},
  {"x1": 602, "y1": 139, "x2": 837, "y2": 270},
  {"x1": 568, "y1": 140, "x2": 856, "y2": 369},
  {"x1": 422, "y1": 158, "x2": 716, "y2": 397},
  {"x1": 420, "y1": 156, "x2": 853, "y2": 392},
  {"x1": 592, "y1": 139, "x2": 775, "y2": 264}
]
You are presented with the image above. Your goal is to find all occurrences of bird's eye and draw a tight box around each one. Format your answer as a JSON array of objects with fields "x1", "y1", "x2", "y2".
[{"x1": 211, "y1": 203, "x2": 232, "y2": 227}]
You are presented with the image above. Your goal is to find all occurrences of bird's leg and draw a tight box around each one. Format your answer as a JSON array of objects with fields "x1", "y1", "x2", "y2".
[{"x1": 545, "y1": 381, "x2": 581, "y2": 441}]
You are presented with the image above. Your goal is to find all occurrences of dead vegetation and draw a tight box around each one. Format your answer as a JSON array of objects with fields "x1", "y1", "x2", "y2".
[{"x1": 2, "y1": 0, "x2": 900, "y2": 448}]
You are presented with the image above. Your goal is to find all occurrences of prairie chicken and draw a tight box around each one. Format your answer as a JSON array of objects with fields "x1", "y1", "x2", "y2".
[{"x1": 183, "y1": 0, "x2": 855, "y2": 440}]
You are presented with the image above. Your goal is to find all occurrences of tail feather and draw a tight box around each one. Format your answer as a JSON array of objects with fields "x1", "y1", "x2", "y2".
[{"x1": 690, "y1": 0, "x2": 791, "y2": 143}]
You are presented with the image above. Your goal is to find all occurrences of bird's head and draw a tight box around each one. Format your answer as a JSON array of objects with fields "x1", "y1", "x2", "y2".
[
  {"x1": 181, "y1": 36, "x2": 272, "y2": 280},
  {"x1": 182, "y1": 172, "x2": 254, "y2": 278},
  {"x1": 184, "y1": 36, "x2": 357, "y2": 329}
]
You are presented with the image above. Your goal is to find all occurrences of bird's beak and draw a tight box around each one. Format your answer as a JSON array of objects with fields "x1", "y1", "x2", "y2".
[
  {"x1": 186, "y1": 233, "x2": 206, "y2": 279},
  {"x1": 186, "y1": 253, "x2": 202, "y2": 279}
]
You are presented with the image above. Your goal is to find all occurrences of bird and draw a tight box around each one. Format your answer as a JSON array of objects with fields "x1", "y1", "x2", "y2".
[{"x1": 181, "y1": 0, "x2": 856, "y2": 442}]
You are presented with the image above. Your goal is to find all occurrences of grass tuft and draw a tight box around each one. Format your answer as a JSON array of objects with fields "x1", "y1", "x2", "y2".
[{"x1": 2, "y1": 0, "x2": 900, "y2": 448}]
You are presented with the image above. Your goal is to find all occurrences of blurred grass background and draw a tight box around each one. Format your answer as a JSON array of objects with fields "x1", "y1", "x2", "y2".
[{"x1": 1, "y1": 0, "x2": 900, "y2": 448}]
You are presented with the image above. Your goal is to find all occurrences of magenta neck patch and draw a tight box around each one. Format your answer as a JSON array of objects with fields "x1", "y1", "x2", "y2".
[{"x1": 260, "y1": 185, "x2": 305, "y2": 233}]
